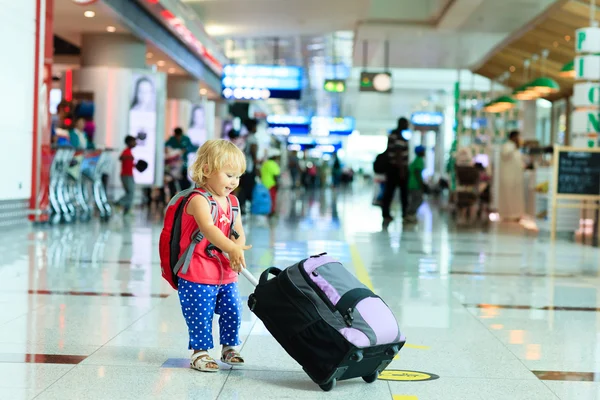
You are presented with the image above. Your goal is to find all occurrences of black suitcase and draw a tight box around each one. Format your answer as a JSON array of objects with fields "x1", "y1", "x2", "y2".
[{"x1": 244, "y1": 255, "x2": 405, "y2": 391}]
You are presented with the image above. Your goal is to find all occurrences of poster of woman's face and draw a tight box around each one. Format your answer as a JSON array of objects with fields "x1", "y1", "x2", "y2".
[
  {"x1": 190, "y1": 105, "x2": 204, "y2": 129},
  {"x1": 187, "y1": 104, "x2": 206, "y2": 147},
  {"x1": 129, "y1": 73, "x2": 158, "y2": 185},
  {"x1": 130, "y1": 76, "x2": 156, "y2": 112}
]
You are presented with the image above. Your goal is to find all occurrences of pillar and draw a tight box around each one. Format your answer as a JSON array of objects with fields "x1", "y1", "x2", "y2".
[
  {"x1": 75, "y1": 33, "x2": 166, "y2": 190},
  {"x1": 521, "y1": 100, "x2": 537, "y2": 142},
  {"x1": 29, "y1": 0, "x2": 54, "y2": 222}
]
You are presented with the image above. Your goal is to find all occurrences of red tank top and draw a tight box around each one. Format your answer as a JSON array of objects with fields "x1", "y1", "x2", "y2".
[{"x1": 177, "y1": 193, "x2": 238, "y2": 285}]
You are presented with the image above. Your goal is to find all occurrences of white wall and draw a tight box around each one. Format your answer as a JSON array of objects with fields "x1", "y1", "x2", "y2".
[{"x1": 0, "y1": 1, "x2": 36, "y2": 200}]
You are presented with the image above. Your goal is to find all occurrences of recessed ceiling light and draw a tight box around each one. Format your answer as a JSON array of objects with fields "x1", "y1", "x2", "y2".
[
  {"x1": 84, "y1": 11, "x2": 95, "y2": 18},
  {"x1": 106, "y1": 26, "x2": 116, "y2": 33},
  {"x1": 509, "y1": 66, "x2": 515, "y2": 72},
  {"x1": 146, "y1": 52, "x2": 153, "y2": 59},
  {"x1": 168, "y1": 68, "x2": 176, "y2": 73},
  {"x1": 565, "y1": 35, "x2": 571, "y2": 41},
  {"x1": 157, "y1": 60, "x2": 166, "y2": 67},
  {"x1": 200, "y1": 88, "x2": 208, "y2": 95}
]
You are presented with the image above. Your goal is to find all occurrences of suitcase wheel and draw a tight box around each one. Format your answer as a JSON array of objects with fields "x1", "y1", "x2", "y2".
[
  {"x1": 386, "y1": 345, "x2": 400, "y2": 357},
  {"x1": 362, "y1": 371, "x2": 379, "y2": 383},
  {"x1": 351, "y1": 351, "x2": 364, "y2": 362},
  {"x1": 319, "y1": 379, "x2": 336, "y2": 392}
]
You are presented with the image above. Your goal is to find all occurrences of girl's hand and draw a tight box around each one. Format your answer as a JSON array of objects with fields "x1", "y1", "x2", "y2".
[{"x1": 228, "y1": 244, "x2": 252, "y2": 273}]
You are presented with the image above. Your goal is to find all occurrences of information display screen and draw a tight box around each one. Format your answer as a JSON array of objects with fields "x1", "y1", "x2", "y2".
[{"x1": 222, "y1": 65, "x2": 303, "y2": 100}]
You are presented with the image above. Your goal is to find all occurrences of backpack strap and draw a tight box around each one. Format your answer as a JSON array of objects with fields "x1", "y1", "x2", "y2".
[
  {"x1": 175, "y1": 188, "x2": 219, "y2": 276},
  {"x1": 228, "y1": 194, "x2": 240, "y2": 240},
  {"x1": 195, "y1": 188, "x2": 219, "y2": 224}
]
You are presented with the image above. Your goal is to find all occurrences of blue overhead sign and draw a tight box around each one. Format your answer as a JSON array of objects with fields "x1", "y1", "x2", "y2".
[
  {"x1": 266, "y1": 115, "x2": 310, "y2": 135},
  {"x1": 411, "y1": 111, "x2": 444, "y2": 127},
  {"x1": 221, "y1": 65, "x2": 303, "y2": 100},
  {"x1": 311, "y1": 117, "x2": 355, "y2": 136},
  {"x1": 287, "y1": 136, "x2": 342, "y2": 152}
]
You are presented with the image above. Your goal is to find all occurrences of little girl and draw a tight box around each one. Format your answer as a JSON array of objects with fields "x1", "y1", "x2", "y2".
[{"x1": 178, "y1": 139, "x2": 251, "y2": 372}]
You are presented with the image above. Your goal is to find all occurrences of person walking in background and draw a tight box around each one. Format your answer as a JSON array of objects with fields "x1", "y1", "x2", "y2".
[
  {"x1": 288, "y1": 150, "x2": 301, "y2": 189},
  {"x1": 69, "y1": 116, "x2": 94, "y2": 150},
  {"x1": 499, "y1": 130, "x2": 525, "y2": 221},
  {"x1": 117, "y1": 136, "x2": 137, "y2": 216},
  {"x1": 405, "y1": 145, "x2": 426, "y2": 223},
  {"x1": 238, "y1": 119, "x2": 259, "y2": 214},
  {"x1": 381, "y1": 117, "x2": 410, "y2": 223},
  {"x1": 332, "y1": 152, "x2": 342, "y2": 188},
  {"x1": 166, "y1": 127, "x2": 198, "y2": 190},
  {"x1": 261, "y1": 148, "x2": 281, "y2": 217}
]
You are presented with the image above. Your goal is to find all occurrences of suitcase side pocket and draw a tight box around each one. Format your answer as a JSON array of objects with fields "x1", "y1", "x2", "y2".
[{"x1": 292, "y1": 319, "x2": 351, "y2": 383}]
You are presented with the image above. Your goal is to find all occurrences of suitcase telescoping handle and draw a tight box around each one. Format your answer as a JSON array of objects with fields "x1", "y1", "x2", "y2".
[
  {"x1": 240, "y1": 268, "x2": 259, "y2": 287},
  {"x1": 240, "y1": 267, "x2": 281, "y2": 288}
]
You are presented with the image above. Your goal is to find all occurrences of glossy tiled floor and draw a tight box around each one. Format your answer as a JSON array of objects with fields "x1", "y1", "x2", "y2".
[{"x1": 3, "y1": 186, "x2": 600, "y2": 399}]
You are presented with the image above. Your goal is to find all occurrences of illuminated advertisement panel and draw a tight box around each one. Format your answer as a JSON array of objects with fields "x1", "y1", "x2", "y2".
[{"x1": 222, "y1": 65, "x2": 303, "y2": 100}]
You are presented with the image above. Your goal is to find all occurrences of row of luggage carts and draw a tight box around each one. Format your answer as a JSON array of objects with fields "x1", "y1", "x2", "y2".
[{"x1": 49, "y1": 148, "x2": 113, "y2": 224}]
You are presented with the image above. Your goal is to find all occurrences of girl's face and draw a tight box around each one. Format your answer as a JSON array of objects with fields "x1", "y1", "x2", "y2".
[
  {"x1": 138, "y1": 81, "x2": 153, "y2": 106},
  {"x1": 204, "y1": 165, "x2": 242, "y2": 198}
]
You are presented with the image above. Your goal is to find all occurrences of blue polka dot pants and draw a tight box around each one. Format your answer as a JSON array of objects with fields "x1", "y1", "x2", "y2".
[{"x1": 178, "y1": 278, "x2": 242, "y2": 351}]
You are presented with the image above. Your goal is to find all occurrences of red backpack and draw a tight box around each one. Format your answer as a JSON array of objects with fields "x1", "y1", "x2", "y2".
[{"x1": 159, "y1": 187, "x2": 240, "y2": 290}]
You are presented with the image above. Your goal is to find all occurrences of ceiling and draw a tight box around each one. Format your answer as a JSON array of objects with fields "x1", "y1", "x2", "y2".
[
  {"x1": 474, "y1": 0, "x2": 597, "y2": 99},
  {"x1": 52, "y1": 0, "x2": 218, "y2": 98},
  {"x1": 183, "y1": 0, "x2": 454, "y2": 38},
  {"x1": 185, "y1": 0, "x2": 559, "y2": 69},
  {"x1": 355, "y1": 0, "x2": 559, "y2": 69},
  {"x1": 183, "y1": 0, "x2": 560, "y2": 117}
]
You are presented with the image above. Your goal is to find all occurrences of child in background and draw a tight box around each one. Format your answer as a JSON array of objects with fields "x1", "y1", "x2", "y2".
[
  {"x1": 117, "y1": 135, "x2": 137, "y2": 215},
  {"x1": 261, "y1": 148, "x2": 281, "y2": 216},
  {"x1": 406, "y1": 145, "x2": 426, "y2": 223},
  {"x1": 179, "y1": 140, "x2": 252, "y2": 372}
]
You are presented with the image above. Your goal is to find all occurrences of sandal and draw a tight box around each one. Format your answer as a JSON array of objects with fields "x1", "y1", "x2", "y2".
[
  {"x1": 190, "y1": 352, "x2": 219, "y2": 373},
  {"x1": 221, "y1": 348, "x2": 245, "y2": 365}
]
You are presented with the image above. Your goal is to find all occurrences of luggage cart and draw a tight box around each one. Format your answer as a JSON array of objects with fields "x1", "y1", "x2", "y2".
[
  {"x1": 81, "y1": 150, "x2": 113, "y2": 222},
  {"x1": 49, "y1": 148, "x2": 76, "y2": 224}
]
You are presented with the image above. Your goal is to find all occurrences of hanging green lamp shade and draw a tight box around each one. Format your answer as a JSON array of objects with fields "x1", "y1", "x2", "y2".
[
  {"x1": 492, "y1": 95, "x2": 517, "y2": 112},
  {"x1": 484, "y1": 95, "x2": 516, "y2": 113},
  {"x1": 559, "y1": 60, "x2": 575, "y2": 78},
  {"x1": 483, "y1": 100, "x2": 497, "y2": 112},
  {"x1": 529, "y1": 77, "x2": 560, "y2": 95},
  {"x1": 513, "y1": 84, "x2": 539, "y2": 100}
]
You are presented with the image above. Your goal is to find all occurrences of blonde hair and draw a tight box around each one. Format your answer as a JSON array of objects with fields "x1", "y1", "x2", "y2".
[{"x1": 189, "y1": 139, "x2": 246, "y2": 185}]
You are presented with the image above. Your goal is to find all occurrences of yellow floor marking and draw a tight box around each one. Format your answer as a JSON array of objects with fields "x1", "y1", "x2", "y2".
[
  {"x1": 393, "y1": 396, "x2": 418, "y2": 400},
  {"x1": 349, "y1": 244, "x2": 374, "y2": 290},
  {"x1": 403, "y1": 344, "x2": 431, "y2": 350}
]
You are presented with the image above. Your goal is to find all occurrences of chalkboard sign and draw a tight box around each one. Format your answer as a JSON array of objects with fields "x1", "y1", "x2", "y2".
[{"x1": 557, "y1": 150, "x2": 600, "y2": 195}]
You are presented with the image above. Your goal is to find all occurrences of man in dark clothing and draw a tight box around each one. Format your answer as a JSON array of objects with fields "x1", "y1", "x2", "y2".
[
  {"x1": 382, "y1": 117, "x2": 410, "y2": 222},
  {"x1": 238, "y1": 119, "x2": 259, "y2": 214}
]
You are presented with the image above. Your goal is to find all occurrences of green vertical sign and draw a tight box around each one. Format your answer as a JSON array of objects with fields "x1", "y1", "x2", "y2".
[
  {"x1": 587, "y1": 113, "x2": 600, "y2": 132},
  {"x1": 577, "y1": 31, "x2": 587, "y2": 52},
  {"x1": 454, "y1": 81, "x2": 460, "y2": 136},
  {"x1": 577, "y1": 57, "x2": 585, "y2": 79}
]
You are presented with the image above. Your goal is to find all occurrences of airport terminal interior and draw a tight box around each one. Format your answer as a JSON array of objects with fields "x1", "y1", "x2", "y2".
[{"x1": 4, "y1": 0, "x2": 600, "y2": 399}]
